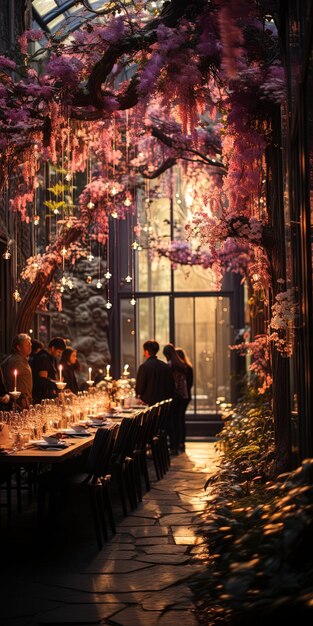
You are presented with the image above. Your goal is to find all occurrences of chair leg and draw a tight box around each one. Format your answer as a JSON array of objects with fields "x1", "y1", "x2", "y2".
[
  {"x1": 96, "y1": 487, "x2": 108, "y2": 542},
  {"x1": 116, "y1": 466, "x2": 128, "y2": 516},
  {"x1": 125, "y1": 460, "x2": 137, "y2": 511},
  {"x1": 88, "y1": 487, "x2": 103, "y2": 550},
  {"x1": 102, "y1": 479, "x2": 116, "y2": 535},
  {"x1": 140, "y1": 450, "x2": 150, "y2": 492}
]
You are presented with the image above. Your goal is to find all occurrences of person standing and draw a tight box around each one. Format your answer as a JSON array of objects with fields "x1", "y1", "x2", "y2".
[
  {"x1": 135, "y1": 340, "x2": 174, "y2": 406},
  {"x1": 163, "y1": 343, "x2": 189, "y2": 454},
  {"x1": 176, "y1": 347, "x2": 193, "y2": 451},
  {"x1": 32, "y1": 336, "x2": 66, "y2": 403},
  {"x1": 60, "y1": 347, "x2": 80, "y2": 394},
  {"x1": 1, "y1": 333, "x2": 33, "y2": 409}
]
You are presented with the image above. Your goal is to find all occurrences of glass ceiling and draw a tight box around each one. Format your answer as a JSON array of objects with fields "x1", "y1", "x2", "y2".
[
  {"x1": 32, "y1": 1, "x2": 162, "y2": 37},
  {"x1": 32, "y1": 1, "x2": 112, "y2": 36}
]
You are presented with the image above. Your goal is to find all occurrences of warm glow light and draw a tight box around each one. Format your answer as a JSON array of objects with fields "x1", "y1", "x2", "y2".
[
  {"x1": 125, "y1": 275, "x2": 132, "y2": 283},
  {"x1": 105, "y1": 301, "x2": 113, "y2": 309},
  {"x1": 104, "y1": 270, "x2": 112, "y2": 279},
  {"x1": 130, "y1": 297, "x2": 136, "y2": 306},
  {"x1": 59, "y1": 364, "x2": 62, "y2": 381},
  {"x1": 13, "y1": 369, "x2": 18, "y2": 392},
  {"x1": 88, "y1": 367, "x2": 92, "y2": 382}
]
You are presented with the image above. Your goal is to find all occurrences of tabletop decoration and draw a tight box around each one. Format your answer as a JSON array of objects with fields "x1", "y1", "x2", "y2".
[
  {"x1": 86, "y1": 367, "x2": 94, "y2": 387},
  {"x1": 56, "y1": 381, "x2": 67, "y2": 391},
  {"x1": 105, "y1": 364, "x2": 112, "y2": 381}
]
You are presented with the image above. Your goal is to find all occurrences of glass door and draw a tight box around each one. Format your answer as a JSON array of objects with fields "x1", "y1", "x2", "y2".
[{"x1": 175, "y1": 296, "x2": 231, "y2": 415}]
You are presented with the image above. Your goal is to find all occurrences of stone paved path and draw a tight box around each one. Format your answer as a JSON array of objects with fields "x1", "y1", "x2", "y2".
[{"x1": 2, "y1": 442, "x2": 219, "y2": 625}]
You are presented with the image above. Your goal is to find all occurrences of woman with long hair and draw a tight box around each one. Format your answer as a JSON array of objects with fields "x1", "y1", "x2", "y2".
[
  {"x1": 60, "y1": 347, "x2": 80, "y2": 395},
  {"x1": 163, "y1": 343, "x2": 188, "y2": 454},
  {"x1": 176, "y1": 347, "x2": 193, "y2": 451}
]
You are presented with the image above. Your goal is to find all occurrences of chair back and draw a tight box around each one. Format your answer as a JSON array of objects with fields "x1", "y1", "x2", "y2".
[{"x1": 86, "y1": 425, "x2": 118, "y2": 479}]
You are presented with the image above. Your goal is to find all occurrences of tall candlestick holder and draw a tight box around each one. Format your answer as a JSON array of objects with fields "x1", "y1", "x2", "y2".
[
  {"x1": 9, "y1": 390, "x2": 21, "y2": 411},
  {"x1": 56, "y1": 381, "x2": 67, "y2": 391}
]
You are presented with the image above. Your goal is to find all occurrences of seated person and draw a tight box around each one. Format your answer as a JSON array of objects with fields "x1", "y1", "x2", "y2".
[
  {"x1": 32, "y1": 337, "x2": 66, "y2": 403},
  {"x1": 60, "y1": 347, "x2": 80, "y2": 394}
]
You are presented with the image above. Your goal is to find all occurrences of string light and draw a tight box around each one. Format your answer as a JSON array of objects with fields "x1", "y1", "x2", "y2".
[
  {"x1": 105, "y1": 300, "x2": 113, "y2": 309},
  {"x1": 2, "y1": 249, "x2": 11, "y2": 260},
  {"x1": 130, "y1": 296, "x2": 136, "y2": 306},
  {"x1": 111, "y1": 211, "x2": 118, "y2": 219},
  {"x1": 125, "y1": 275, "x2": 132, "y2": 283},
  {"x1": 104, "y1": 270, "x2": 112, "y2": 280}
]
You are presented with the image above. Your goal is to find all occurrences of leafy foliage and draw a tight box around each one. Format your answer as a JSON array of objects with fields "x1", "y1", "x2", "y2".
[{"x1": 192, "y1": 395, "x2": 313, "y2": 625}]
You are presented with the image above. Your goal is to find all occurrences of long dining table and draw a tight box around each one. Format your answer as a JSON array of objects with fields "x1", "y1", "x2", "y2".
[{"x1": 0, "y1": 407, "x2": 143, "y2": 467}]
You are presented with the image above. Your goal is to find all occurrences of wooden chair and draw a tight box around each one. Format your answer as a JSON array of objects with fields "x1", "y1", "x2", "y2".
[
  {"x1": 109, "y1": 416, "x2": 141, "y2": 516},
  {"x1": 37, "y1": 425, "x2": 118, "y2": 550}
]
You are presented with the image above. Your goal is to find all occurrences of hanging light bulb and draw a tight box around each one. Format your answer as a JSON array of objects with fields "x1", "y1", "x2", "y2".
[
  {"x1": 87, "y1": 201, "x2": 95, "y2": 209},
  {"x1": 61, "y1": 247, "x2": 67, "y2": 256},
  {"x1": 13, "y1": 289, "x2": 21, "y2": 302},
  {"x1": 125, "y1": 275, "x2": 132, "y2": 283},
  {"x1": 86, "y1": 275, "x2": 92, "y2": 284},
  {"x1": 132, "y1": 241, "x2": 139, "y2": 250},
  {"x1": 111, "y1": 211, "x2": 118, "y2": 219},
  {"x1": 130, "y1": 297, "x2": 136, "y2": 306},
  {"x1": 96, "y1": 280, "x2": 102, "y2": 289},
  {"x1": 33, "y1": 215, "x2": 40, "y2": 225},
  {"x1": 104, "y1": 270, "x2": 112, "y2": 280},
  {"x1": 53, "y1": 208, "x2": 60, "y2": 215},
  {"x1": 105, "y1": 300, "x2": 113, "y2": 309},
  {"x1": 2, "y1": 249, "x2": 11, "y2": 260},
  {"x1": 65, "y1": 173, "x2": 72, "y2": 181},
  {"x1": 124, "y1": 193, "x2": 132, "y2": 207},
  {"x1": 87, "y1": 253, "x2": 94, "y2": 262},
  {"x1": 111, "y1": 185, "x2": 118, "y2": 196}
]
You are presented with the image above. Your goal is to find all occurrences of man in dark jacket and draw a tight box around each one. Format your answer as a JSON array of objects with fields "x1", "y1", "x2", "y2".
[
  {"x1": 135, "y1": 340, "x2": 174, "y2": 406},
  {"x1": 32, "y1": 336, "x2": 66, "y2": 403}
]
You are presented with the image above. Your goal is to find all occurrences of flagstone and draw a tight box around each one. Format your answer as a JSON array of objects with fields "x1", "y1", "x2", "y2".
[
  {"x1": 159, "y1": 513, "x2": 202, "y2": 526},
  {"x1": 82, "y1": 560, "x2": 151, "y2": 574},
  {"x1": 136, "y1": 553, "x2": 191, "y2": 565},
  {"x1": 142, "y1": 544, "x2": 188, "y2": 554},
  {"x1": 119, "y1": 516, "x2": 157, "y2": 526},
  {"x1": 122, "y1": 526, "x2": 169, "y2": 537},
  {"x1": 135, "y1": 536, "x2": 169, "y2": 545},
  {"x1": 141, "y1": 583, "x2": 194, "y2": 610},
  {"x1": 36, "y1": 603, "x2": 124, "y2": 624},
  {"x1": 110, "y1": 606, "x2": 199, "y2": 626}
]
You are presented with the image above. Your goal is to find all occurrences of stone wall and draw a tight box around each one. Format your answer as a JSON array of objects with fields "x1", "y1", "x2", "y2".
[{"x1": 51, "y1": 258, "x2": 111, "y2": 384}]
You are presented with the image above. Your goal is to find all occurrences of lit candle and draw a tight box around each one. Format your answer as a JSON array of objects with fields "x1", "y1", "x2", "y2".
[
  {"x1": 106, "y1": 364, "x2": 110, "y2": 377},
  {"x1": 88, "y1": 367, "x2": 92, "y2": 382},
  {"x1": 123, "y1": 363, "x2": 129, "y2": 374},
  {"x1": 59, "y1": 364, "x2": 62, "y2": 382},
  {"x1": 13, "y1": 369, "x2": 18, "y2": 392}
]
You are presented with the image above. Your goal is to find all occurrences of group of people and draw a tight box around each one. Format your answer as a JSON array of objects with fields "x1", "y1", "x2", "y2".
[
  {"x1": 135, "y1": 340, "x2": 193, "y2": 454},
  {"x1": 0, "y1": 334, "x2": 81, "y2": 410},
  {"x1": 1, "y1": 332, "x2": 193, "y2": 454}
]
